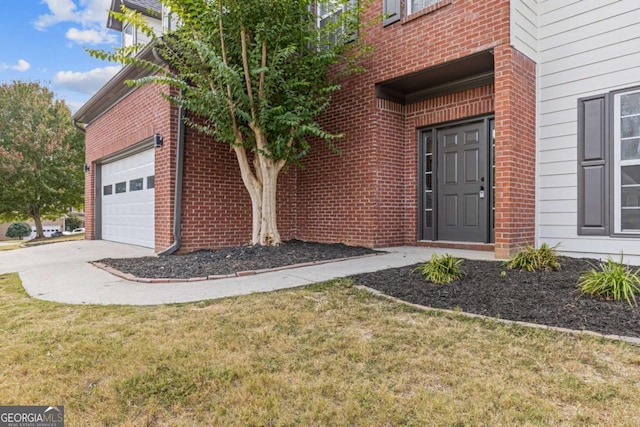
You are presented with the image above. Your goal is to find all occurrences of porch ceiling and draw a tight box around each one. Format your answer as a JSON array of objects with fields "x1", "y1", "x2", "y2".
[{"x1": 376, "y1": 50, "x2": 495, "y2": 105}]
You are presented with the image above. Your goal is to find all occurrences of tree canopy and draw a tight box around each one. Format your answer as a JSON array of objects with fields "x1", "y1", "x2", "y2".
[
  {"x1": 0, "y1": 81, "x2": 85, "y2": 238},
  {"x1": 90, "y1": 0, "x2": 370, "y2": 245}
]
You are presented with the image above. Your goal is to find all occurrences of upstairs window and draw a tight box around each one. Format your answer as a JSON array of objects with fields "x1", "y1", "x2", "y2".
[
  {"x1": 122, "y1": 23, "x2": 136, "y2": 48},
  {"x1": 408, "y1": 0, "x2": 439, "y2": 15},
  {"x1": 317, "y1": 0, "x2": 357, "y2": 46}
]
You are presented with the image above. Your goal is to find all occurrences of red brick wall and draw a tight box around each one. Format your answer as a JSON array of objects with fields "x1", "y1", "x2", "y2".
[
  {"x1": 493, "y1": 45, "x2": 537, "y2": 257},
  {"x1": 297, "y1": 0, "x2": 524, "y2": 251},
  {"x1": 178, "y1": 120, "x2": 297, "y2": 252},
  {"x1": 85, "y1": 85, "x2": 297, "y2": 252},
  {"x1": 84, "y1": 83, "x2": 177, "y2": 250},
  {"x1": 85, "y1": 0, "x2": 537, "y2": 257}
]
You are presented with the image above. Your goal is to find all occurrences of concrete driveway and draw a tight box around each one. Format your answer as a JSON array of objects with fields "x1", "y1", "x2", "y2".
[{"x1": 0, "y1": 239, "x2": 495, "y2": 306}]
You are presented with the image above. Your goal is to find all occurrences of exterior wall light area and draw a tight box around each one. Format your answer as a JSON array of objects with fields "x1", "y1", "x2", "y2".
[
  {"x1": 84, "y1": 163, "x2": 90, "y2": 173},
  {"x1": 154, "y1": 133, "x2": 164, "y2": 148}
]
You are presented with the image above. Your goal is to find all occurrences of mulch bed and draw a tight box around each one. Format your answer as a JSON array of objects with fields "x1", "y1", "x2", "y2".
[
  {"x1": 100, "y1": 240, "x2": 640, "y2": 339},
  {"x1": 98, "y1": 239, "x2": 379, "y2": 279},
  {"x1": 351, "y1": 257, "x2": 640, "y2": 339}
]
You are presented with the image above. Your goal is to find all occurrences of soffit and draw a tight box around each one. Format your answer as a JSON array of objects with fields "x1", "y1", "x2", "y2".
[
  {"x1": 376, "y1": 50, "x2": 495, "y2": 105},
  {"x1": 107, "y1": 0, "x2": 162, "y2": 31}
]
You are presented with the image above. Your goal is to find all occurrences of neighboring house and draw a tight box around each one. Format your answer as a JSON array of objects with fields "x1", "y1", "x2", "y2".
[
  {"x1": 0, "y1": 211, "x2": 85, "y2": 241},
  {"x1": 0, "y1": 220, "x2": 62, "y2": 241},
  {"x1": 74, "y1": 0, "x2": 640, "y2": 264}
]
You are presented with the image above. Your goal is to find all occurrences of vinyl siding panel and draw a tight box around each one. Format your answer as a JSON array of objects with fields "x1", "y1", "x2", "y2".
[
  {"x1": 537, "y1": 0, "x2": 640, "y2": 262},
  {"x1": 511, "y1": 0, "x2": 538, "y2": 62}
]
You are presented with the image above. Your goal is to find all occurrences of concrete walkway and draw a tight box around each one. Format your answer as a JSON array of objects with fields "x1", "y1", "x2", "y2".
[{"x1": 0, "y1": 240, "x2": 495, "y2": 306}]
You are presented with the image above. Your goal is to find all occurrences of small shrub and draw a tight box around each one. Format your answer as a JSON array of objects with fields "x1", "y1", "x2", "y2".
[
  {"x1": 505, "y1": 243, "x2": 561, "y2": 272},
  {"x1": 414, "y1": 253, "x2": 464, "y2": 284},
  {"x1": 5, "y1": 222, "x2": 32, "y2": 240},
  {"x1": 65, "y1": 214, "x2": 83, "y2": 231},
  {"x1": 578, "y1": 256, "x2": 640, "y2": 307}
]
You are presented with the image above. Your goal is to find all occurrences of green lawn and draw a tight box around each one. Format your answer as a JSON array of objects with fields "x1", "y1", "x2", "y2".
[
  {"x1": 0, "y1": 234, "x2": 85, "y2": 251},
  {"x1": 1, "y1": 273, "x2": 640, "y2": 426}
]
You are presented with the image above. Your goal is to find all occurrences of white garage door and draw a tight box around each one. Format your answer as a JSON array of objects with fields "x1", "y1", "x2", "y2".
[{"x1": 101, "y1": 149, "x2": 155, "y2": 248}]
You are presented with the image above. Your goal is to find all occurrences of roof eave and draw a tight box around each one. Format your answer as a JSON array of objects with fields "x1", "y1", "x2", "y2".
[{"x1": 73, "y1": 43, "x2": 161, "y2": 125}]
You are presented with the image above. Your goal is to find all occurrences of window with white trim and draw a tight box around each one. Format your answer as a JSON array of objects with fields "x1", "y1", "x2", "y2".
[
  {"x1": 577, "y1": 86, "x2": 640, "y2": 236},
  {"x1": 317, "y1": 0, "x2": 356, "y2": 46},
  {"x1": 614, "y1": 89, "x2": 640, "y2": 233},
  {"x1": 123, "y1": 23, "x2": 136, "y2": 48},
  {"x1": 408, "y1": 0, "x2": 439, "y2": 15}
]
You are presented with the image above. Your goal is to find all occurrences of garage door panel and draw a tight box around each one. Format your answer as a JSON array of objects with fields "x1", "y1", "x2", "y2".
[{"x1": 101, "y1": 149, "x2": 155, "y2": 248}]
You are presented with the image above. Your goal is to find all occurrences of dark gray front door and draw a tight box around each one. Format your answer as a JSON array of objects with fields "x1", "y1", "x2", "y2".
[{"x1": 436, "y1": 122, "x2": 487, "y2": 242}]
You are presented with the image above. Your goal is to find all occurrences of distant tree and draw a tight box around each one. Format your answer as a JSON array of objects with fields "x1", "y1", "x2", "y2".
[
  {"x1": 0, "y1": 81, "x2": 85, "y2": 238},
  {"x1": 5, "y1": 222, "x2": 31, "y2": 240},
  {"x1": 90, "y1": 0, "x2": 370, "y2": 245}
]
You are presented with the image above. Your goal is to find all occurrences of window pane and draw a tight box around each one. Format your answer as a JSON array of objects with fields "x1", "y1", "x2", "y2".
[
  {"x1": 622, "y1": 165, "x2": 640, "y2": 185},
  {"x1": 621, "y1": 138, "x2": 640, "y2": 160},
  {"x1": 424, "y1": 192, "x2": 433, "y2": 209},
  {"x1": 103, "y1": 185, "x2": 112, "y2": 196},
  {"x1": 425, "y1": 210, "x2": 432, "y2": 228},
  {"x1": 147, "y1": 176, "x2": 155, "y2": 189},
  {"x1": 622, "y1": 187, "x2": 640, "y2": 207},
  {"x1": 621, "y1": 116, "x2": 640, "y2": 139},
  {"x1": 411, "y1": 0, "x2": 438, "y2": 13},
  {"x1": 425, "y1": 154, "x2": 433, "y2": 171},
  {"x1": 130, "y1": 178, "x2": 143, "y2": 192},
  {"x1": 425, "y1": 135, "x2": 433, "y2": 153},
  {"x1": 621, "y1": 209, "x2": 640, "y2": 231},
  {"x1": 621, "y1": 92, "x2": 640, "y2": 116},
  {"x1": 425, "y1": 173, "x2": 432, "y2": 189},
  {"x1": 115, "y1": 182, "x2": 126, "y2": 194}
]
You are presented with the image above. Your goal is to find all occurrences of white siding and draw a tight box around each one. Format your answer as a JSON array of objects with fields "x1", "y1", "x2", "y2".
[
  {"x1": 537, "y1": 0, "x2": 640, "y2": 262},
  {"x1": 511, "y1": 0, "x2": 538, "y2": 62}
]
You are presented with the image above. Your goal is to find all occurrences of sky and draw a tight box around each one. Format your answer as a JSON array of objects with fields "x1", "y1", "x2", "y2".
[{"x1": 0, "y1": 0, "x2": 122, "y2": 113}]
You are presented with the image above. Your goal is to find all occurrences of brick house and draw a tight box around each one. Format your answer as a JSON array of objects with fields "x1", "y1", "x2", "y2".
[{"x1": 74, "y1": 0, "x2": 640, "y2": 263}]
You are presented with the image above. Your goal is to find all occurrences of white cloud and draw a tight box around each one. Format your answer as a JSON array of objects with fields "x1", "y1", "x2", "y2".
[
  {"x1": 35, "y1": 0, "x2": 115, "y2": 46},
  {"x1": 35, "y1": 0, "x2": 111, "y2": 30},
  {"x1": 66, "y1": 27, "x2": 116, "y2": 45},
  {"x1": 52, "y1": 65, "x2": 121, "y2": 95},
  {"x1": 13, "y1": 60, "x2": 31, "y2": 72},
  {"x1": 0, "y1": 59, "x2": 31, "y2": 72}
]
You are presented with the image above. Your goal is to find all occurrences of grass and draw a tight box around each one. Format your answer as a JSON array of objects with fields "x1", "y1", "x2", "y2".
[
  {"x1": 0, "y1": 234, "x2": 85, "y2": 251},
  {"x1": 2, "y1": 274, "x2": 640, "y2": 426}
]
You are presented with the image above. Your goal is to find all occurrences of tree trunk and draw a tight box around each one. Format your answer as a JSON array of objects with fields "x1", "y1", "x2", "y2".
[
  {"x1": 32, "y1": 210, "x2": 44, "y2": 239},
  {"x1": 258, "y1": 160, "x2": 281, "y2": 245},
  {"x1": 232, "y1": 147, "x2": 282, "y2": 246}
]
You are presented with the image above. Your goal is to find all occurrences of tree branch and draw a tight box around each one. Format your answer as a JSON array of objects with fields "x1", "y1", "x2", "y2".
[
  {"x1": 258, "y1": 40, "x2": 267, "y2": 102},
  {"x1": 240, "y1": 26, "x2": 257, "y2": 125}
]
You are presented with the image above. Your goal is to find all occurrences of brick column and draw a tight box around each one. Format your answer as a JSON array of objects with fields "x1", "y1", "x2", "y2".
[{"x1": 493, "y1": 45, "x2": 537, "y2": 258}]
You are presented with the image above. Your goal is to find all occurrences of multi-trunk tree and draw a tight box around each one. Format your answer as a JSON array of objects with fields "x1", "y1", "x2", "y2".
[
  {"x1": 91, "y1": 0, "x2": 369, "y2": 245},
  {"x1": 0, "y1": 81, "x2": 85, "y2": 238}
]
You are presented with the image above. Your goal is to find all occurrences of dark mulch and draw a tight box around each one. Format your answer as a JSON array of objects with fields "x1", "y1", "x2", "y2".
[
  {"x1": 351, "y1": 257, "x2": 640, "y2": 339},
  {"x1": 98, "y1": 239, "x2": 379, "y2": 279}
]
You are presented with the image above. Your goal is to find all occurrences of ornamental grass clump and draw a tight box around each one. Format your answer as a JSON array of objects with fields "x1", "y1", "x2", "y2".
[
  {"x1": 578, "y1": 256, "x2": 640, "y2": 307},
  {"x1": 414, "y1": 253, "x2": 464, "y2": 284},
  {"x1": 505, "y1": 243, "x2": 561, "y2": 272}
]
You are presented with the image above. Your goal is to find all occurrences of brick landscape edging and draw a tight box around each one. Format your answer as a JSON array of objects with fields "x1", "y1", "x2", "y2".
[{"x1": 357, "y1": 286, "x2": 640, "y2": 346}]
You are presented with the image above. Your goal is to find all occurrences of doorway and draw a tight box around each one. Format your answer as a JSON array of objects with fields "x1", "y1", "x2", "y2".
[{"x1": 419, "y1": 117, "x2": 494, "y2": 243}]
